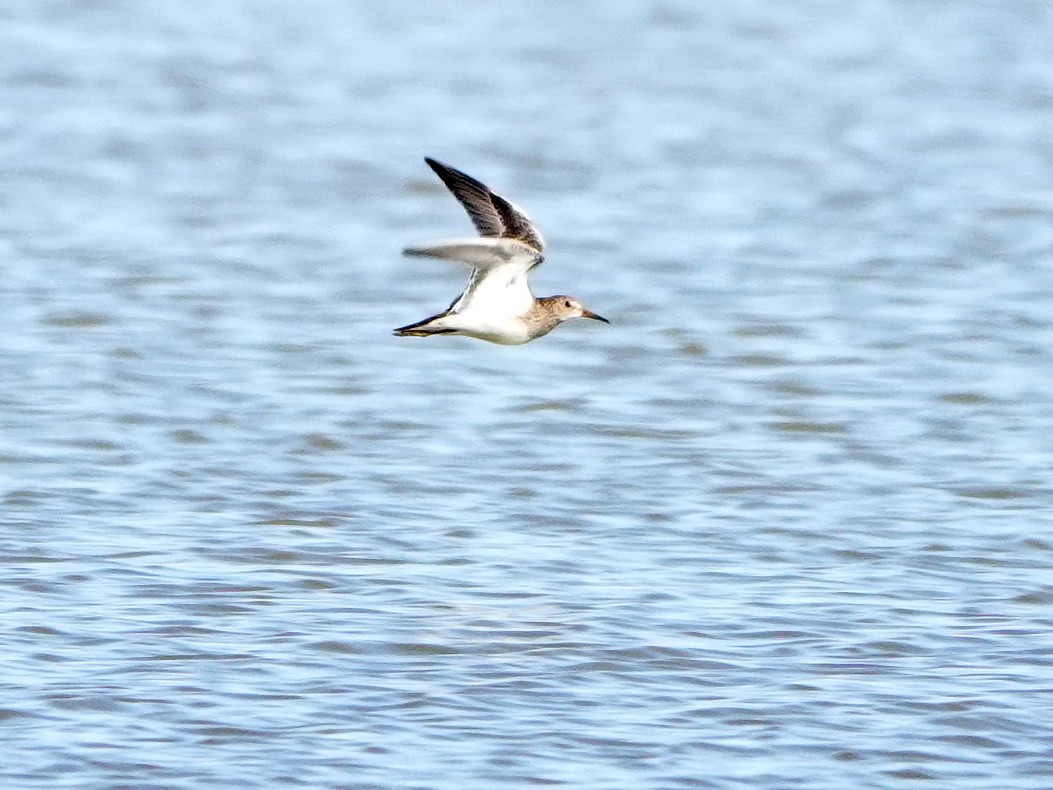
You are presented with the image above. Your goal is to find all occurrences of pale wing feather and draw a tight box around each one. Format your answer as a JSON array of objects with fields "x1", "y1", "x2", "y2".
[{"x1": 402, "y1": 237, "x2": 537, "y2": 270}]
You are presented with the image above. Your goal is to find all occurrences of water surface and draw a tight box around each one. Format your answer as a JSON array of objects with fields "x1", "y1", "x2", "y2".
[{"x1": 2, "y1": 1, "x2": 1052, "y2": 787}]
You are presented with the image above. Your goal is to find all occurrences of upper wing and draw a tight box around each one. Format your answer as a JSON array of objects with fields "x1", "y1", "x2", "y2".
[{"x1": 424, "y1": 158, "x2": 546, "y2": 254}]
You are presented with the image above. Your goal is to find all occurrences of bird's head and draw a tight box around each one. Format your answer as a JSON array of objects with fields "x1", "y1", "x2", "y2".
[{"x1": 550, "y1": 296, "x2": 609, "y2": 325}]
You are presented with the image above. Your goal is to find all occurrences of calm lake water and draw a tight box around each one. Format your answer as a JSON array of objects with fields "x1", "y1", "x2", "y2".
[{"x1": 2, "y1": 1, "x2": 1053, "y2": 787}]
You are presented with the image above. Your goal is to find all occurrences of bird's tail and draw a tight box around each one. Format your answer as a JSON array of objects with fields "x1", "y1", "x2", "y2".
[{"x1": 393, "y1": 312, "x2": 457, "y2": 337}]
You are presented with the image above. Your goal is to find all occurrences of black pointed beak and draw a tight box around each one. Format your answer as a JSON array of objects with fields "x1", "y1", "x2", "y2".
[{"x1": 582, "y1": 309, "x2": 610, "y2": 324}]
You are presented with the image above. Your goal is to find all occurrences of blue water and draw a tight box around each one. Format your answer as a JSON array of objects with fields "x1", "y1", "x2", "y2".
[{"x1": 2, "y1": 1, "x2": 1053, "y2": 787}]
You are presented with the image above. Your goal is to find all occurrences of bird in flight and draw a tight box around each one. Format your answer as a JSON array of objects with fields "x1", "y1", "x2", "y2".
[{"x1": 394, "y1": 158, "x2": 609, "y2": 345}]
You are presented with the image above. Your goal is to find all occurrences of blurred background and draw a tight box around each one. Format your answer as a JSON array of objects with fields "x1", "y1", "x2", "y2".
[{"x1": 1, "y1": 1, "x2": 1052, "y2": 787}]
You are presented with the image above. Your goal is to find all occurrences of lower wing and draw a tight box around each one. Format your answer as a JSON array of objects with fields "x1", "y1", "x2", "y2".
[{"x1": 402, "y1": 237, "x2": 541, "y2": 270}]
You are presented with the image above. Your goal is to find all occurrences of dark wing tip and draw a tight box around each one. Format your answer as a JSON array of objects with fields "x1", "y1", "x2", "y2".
[
  {"x1": 423, "y1": 157, "x2": 485, "y2": 191},
  {"x1": 420, "y1": 157, "x2": 508, "y2": 240},
  {"x1": 424, "y1": 157, "x2": 459, "y2": 181}
]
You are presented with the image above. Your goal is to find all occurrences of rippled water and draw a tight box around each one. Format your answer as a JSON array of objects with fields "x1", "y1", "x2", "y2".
[{"x1": 3, "y1": 1, "x2": 1053, "y2": 787}]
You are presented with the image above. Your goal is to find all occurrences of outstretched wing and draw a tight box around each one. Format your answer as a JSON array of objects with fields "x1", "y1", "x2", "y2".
[
  {"x1": 402, "y1": 237, "x2": 538, "y2": 269},
  {"x1": 424, "y1": 157, "x2": 545, "y2": 254}
]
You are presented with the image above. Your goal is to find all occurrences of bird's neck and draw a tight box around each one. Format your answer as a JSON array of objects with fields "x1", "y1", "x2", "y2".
[{"x1": 526, "y1": 297, "x2": 565, "y2": 338}]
